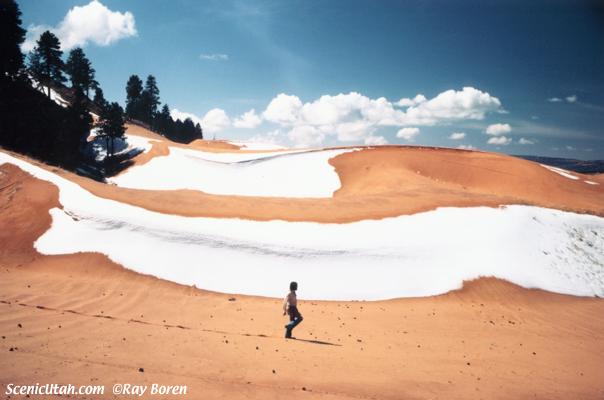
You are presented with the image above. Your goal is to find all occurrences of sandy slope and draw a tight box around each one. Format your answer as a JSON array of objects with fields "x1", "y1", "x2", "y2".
[
  {"x1": 1, "y1": 164, "x2": 603, "y2": 399},
  {"x1": 35, "y1": 141, "x2": 603, "y2": 223}
]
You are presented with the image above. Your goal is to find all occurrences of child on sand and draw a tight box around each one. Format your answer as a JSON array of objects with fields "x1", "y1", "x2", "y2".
[{"x1": 283, "y1": 281, "x2": 303, "y2": 339}]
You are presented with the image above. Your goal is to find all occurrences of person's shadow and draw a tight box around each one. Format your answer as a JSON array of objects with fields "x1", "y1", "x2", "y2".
[{"x1": 290, "y1": 338, "x2": 342, "y2": 346}]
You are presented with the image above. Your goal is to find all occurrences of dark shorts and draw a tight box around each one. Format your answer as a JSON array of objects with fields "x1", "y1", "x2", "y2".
[{"x1": 288, "y1": 306, "x2": 302, "y2": 321}]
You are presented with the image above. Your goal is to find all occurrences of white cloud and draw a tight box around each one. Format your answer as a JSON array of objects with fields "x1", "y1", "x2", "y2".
[
  {"x1": 287, "y1": 125, "x2": 324, "y2": 148},
  {"x1": 449, "y1": 132, "x2": 466, "y2": 140},
  {"x1": 261, "y1": 87, "x2": 502, "y2": 147},
  {"x1": 487, "y1": 136, "x2": 512, "y2": 145},
  {"x1": 202, "y1": 108, "x2": 231, "y2": 134},
  {"x1": 485, "y1": 123, "x2": 511, "y2": 136},
  {"x1": 199, "y1": 53, "x2": 229, "y2": 61},
  {"x1": 395, "y1": 94, "x2": 427, "y2": 107},
  {"x1": 457, "y1": 144, "x2": 476, "y2": 150},
  {"x1": 364, "y1": 135, "x2": 388, "y2": 146},
  {"x1": 396, "y1": 127, "x2": 420, "y2": 141},
  {"x1": 22, "y1": 0, "x2": 136, "y2": 52},
  {"x1": 548, "y1": 95, "x2": 578, "y2": 104},
  {"x1": 566, "y1": 145, "x2": 576, "y2": 151},
  {"x1": 263, "y1": 93, "x2": 303, "y2": 125},
  {"x1": 233, "y1": 109, "x2": 262, "y2": 129},
  {"x1": 170, "y1": 109, "x2": 204, "y2": 126},
  {"x1": 246, "y1": 130, "x2": 285, "y2": 146},
  {"x1": 518, "y1": 138, "x2": 535, "y2": 145},
  {"x1": 335, "y1": 120, "x2": 375, "y2": 142},
  {"x1": 404, "y1": 87, "x2": 501, "y2": 124}
]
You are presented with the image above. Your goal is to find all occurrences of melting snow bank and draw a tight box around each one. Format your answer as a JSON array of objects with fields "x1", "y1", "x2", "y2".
[
  {"x1": 108, "y1": 147, "x2": 356, "y2": 198},
  {"x1": 1, "y1": 151, "x2": 604, "y2": 300},
  {"x1": 541, "y1": 164, "x2": 580, "y2": 180}
]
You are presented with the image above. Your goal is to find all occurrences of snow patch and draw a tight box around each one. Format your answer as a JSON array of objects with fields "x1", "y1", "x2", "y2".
[
  {"x1": 541, "y1": 164, "x2": 579, "y2": 180},
  {"x1": 109, "y1": 147, "x2": 357, "y2": 198}
]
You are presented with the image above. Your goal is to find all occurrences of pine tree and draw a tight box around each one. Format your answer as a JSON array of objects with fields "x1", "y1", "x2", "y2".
[
  {"x1": 0, "y1": 0, "x2": 26, "y2": 81},
  {"x1": 125, "y1": 74, "x2": 143, "y2": 120},
  {"x1": 98, "y1": 102, "x2": 125, "y2": 159},
  {"x1": 28, "y1": 30, "x2": 65, "y2": 97},
  {"x1": 60, "y1": 89, "x2": 92, "y2": 166},
  {"x1": 65, "y1": 47, "x2": 97, "y2": 97},
  {"x1": 195, "y1": 122, "x2": 203, "y2": 140},
  {"x1": 140, "y1": 74, "x2": 160, "y2": 125},
  {"x1": 93, "y1": 86, "x2": 107, "y2": 111},
  {"x1": 157, "y1": 104, "x2": 172, "y2": 136}
]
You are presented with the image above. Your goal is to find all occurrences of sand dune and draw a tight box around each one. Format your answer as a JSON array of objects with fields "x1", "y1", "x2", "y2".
[
  {"x1": 55, "y1": 145, "x2": 604, "y2": 223},
  {"x1": 3, "y1": 151, "x2": 602, "y2": 300},
  {"x1": 1, "y1": 125, "x2": 603, "y2": 398},
  {"x1": 0, "y1": 164, "x2": 603, "y2": 398}
]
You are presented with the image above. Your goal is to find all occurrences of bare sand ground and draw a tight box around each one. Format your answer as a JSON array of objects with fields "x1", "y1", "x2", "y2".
[{"x1": 1, "y1": 163, "x2": 604, "y2": 399}]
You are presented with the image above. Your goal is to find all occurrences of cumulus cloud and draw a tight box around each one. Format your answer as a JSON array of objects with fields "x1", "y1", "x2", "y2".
[
  {"x1": 263, "y1": 93, "x2": 303, "y2": 125},
  {"x1": 449, "y1": 132, "x2": 466, "y2": 140},
  {"x1": 246, "y1": 130, "x2": 285, "y2": 146},
  {"x1": 487, "y1": 136, "x2": 512, "y2": 145},
  {"x1": 395, "y1": 94, "x2": 427, "y2": 107},
  {"x1": 518, "y1": 138, "x2": 535, "y2": 145},
  {"x1": 457, "y1": 144, "x2": 476, "y2": 150},
  {"x1": 171, "y1": 108, "x2": 231, "y2": 135},
  {"x1": 364, "y1": 135, "x2": 388, "y2": 145},
  {"x1": 547, "y1": 97, "x2": 563, "y2": 103},
  {"x1": 199, "y1": 53, "x2": 229, "y2": 61},
  {"x1": 396, "y1": 127, "x2": 420, "y2": 141},
  {"x1": 566, "y1": 145, "x2": 576, "y2": 151},
  {"x1": 201, "y1": 108, "x2": 231, "y2": 134},
  {"x1": 287, "y1": 126, "x2": 324, "y2": 148},
  {"x1": 404, "y1": 87, "x2": 501, "y2": 123},
  {"x1": 261, "y1": 87, "x2": 502, "y2": 147},
  {"x1": 170, "y1": 109, "x2": 203, "y2": 126},
  {"x1": 233, "y1": 109, "x2": 262, "y2": 129},
  {"x1": 335, "y1": 120, "x2": 375, "y2": 142},
  {"x1": 485, "y1": 123, "x2": 511, "y2": 136},
  {"x1": 22, "y1": 0, "x2": 136, "y2": 52},
  {"x1": 565, "y1": 95, "x2": 577, "y2": 103}
]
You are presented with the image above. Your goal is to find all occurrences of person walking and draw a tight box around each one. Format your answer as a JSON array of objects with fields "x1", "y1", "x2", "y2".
[{"x1": 283, "y1": 281, "x2": 303, "y2": 339}]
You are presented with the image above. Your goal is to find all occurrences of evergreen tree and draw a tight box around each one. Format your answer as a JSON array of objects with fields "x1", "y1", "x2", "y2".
[
  {"x1": 0, "y1": 0, "x2": 26, "y2": 81},
  {"x1": 195, "y1": 123, "x2": 203, "y2": 139},
  {"x1": 157, "y1": 104, "x2": 172, "y2": 136},
  {"x1": 98, "y1": 102, "x2": 125, "y2": 159},
  {"x1": 140, "y1": 74, "x2": 160, "y2": 125},
  {"x1": 59, "y1": 89, "x2": 92, "y2": 166},
  {"x1": 125, "y1": 74, "x2": 143, "y2": 120},
  {"x1": 65, "y1": 47, "x2": 97, "y2": 97},
  {"x1": 28, "y1": 30, "x2": 65, "y2": 97},
  {"x1": 93, "y1": 86, "x2": 108, "y2": 111}
]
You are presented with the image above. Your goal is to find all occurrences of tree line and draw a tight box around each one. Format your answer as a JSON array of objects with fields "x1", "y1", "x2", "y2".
[
  {"x1": 0, "y1": 0, "x2": 203, "y2": 175},
  {"x1": 124, "y1": 74, "x2": 203, "y2": 143},
  {"x1": 1, "y1": 0, "x2": 95, "y2": 168}
]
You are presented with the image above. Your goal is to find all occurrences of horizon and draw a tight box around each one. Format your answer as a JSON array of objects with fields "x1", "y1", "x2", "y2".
[{"x1": 17, "y1": 0, "x2": 604, "y2": 160}]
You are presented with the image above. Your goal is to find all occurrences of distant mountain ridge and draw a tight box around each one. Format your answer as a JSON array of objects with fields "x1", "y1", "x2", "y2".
[{"x1": 515, "y1": 155, "x2": 604, "y2": 174}]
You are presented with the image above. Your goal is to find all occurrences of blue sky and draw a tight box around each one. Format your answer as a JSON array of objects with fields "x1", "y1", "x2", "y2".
[{"x1": 18, "y1": 0, "x2": 604, "y2": 158}]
